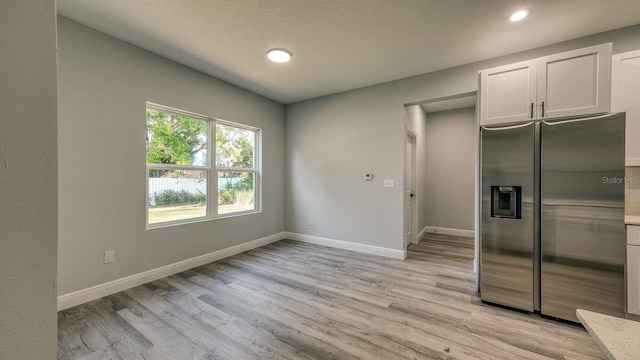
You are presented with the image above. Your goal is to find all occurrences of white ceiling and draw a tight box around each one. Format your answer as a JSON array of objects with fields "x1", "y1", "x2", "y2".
[{"x1": 57, "y1": 0, "x2": 640, "y2": 104}]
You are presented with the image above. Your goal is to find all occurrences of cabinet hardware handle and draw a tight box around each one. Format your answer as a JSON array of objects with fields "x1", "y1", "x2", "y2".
[
  {"x1": 541, "y1": 101, "x2": 545, "y2": 117},
  {"x1": 530, "y1": 102, "x2": 534, "y2": 119}
]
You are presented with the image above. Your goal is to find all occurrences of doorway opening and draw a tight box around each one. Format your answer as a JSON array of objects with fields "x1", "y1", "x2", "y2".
[{"x1": 404, "y1": 92, "x2": 478, "y2": 277}]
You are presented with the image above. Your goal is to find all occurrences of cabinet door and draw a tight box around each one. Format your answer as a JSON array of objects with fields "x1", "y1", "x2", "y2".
[
  {"x1": 479, "y1": 60, "x2": 536, "y2": 126},
  {"x1": 612, "y1": 53, "x2": 640, "y2": 166},
  {"x1": 628, "y1": 245, "x2": 640, "y2": 315},
  {"x1": 628, "y1": 226, "x2": 640, "y2": 315},
  {"x1": 538, "y1": 43, "x2": 611, "y2": 119}
]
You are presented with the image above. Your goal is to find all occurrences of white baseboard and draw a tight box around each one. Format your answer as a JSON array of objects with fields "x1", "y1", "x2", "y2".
[
  {"x1": 425, "y1": 226, "x2": 475, "y2": 238},
  {"x1": 416, "y1": 226, "x2": 429, "y2": 244},
  {"x1": 286, "y1": 232, "x2": 406, "y2": 260},
  {"x1": 57, "y1": 232, "x2": 287, "y2": 311}
]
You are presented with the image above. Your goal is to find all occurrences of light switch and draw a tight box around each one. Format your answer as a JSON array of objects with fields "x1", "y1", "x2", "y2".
[
  {"x1": 383, "y1": 180, "x2": 395, "y2": 188},
  {"x1": 364, "y1": 173, "x2": 373, "y2": 181}
]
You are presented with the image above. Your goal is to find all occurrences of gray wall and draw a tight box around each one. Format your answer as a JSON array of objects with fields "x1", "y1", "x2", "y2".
[
  {"x1": 425, "y1": 108, "x2": 476, "y2": 231},
  {"x1": 0, "y1": 1, "x2": 58, "y2": 358},
  {"x1": 57, "y1": 17, "x2": 285, "y2": 295},
  {"x1": 285, "y1": 25, "x2": 640, "y2": 252},
  {"x1": 285, "y1": 87, "x2": 405, "y2": 249}
]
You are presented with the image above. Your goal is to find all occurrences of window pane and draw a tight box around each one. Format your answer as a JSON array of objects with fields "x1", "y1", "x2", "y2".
[
  {"x1": 218, "y1": 172, "x2": 254, "y2": 214},
  {"x1": 148, "y1": 169, "x2": 207, "y2": 224},
  {"x1": 215, "y1": 123, "x2": 254, "y2": 169},
  {"x1": 146, "y1": 108, "x2": 207, "y2": 166}
]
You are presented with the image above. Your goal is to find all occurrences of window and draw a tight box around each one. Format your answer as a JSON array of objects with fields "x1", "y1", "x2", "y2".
[{"x1": 146, "y1": 103, "x2": 260, "y2": 227}]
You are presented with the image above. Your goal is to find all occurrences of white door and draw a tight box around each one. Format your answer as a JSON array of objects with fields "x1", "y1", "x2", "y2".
[{"x1": 405, "y1": 133, "x2": 415, "y2": 249}]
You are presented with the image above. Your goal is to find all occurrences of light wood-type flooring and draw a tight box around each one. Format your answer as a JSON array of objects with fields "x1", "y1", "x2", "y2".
[{"x1": 58, "y1": 234, "x2": 606, "y2": 359}]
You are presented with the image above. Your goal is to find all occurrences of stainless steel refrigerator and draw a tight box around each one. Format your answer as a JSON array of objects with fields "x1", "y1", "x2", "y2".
[{"x1": 480, "y1": 113, "x2": 626, "y2": 323}]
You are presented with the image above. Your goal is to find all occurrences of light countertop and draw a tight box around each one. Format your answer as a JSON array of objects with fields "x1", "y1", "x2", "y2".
[{"x1": 576, "y1": 309, "x2": 640, "y2": 360}]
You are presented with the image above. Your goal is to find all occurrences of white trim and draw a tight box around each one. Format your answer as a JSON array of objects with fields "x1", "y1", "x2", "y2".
[
  {"x1": 405, "y1": 129, "x2": 418, "y2": 248},
  {"x1": 286, "y1": 232, "x2": 406, "y2": 260},
  {"x1": 626, "y1": 158, "x2": 640, "y2": 167},
  {"x1": 57, "y1": 232, "x2": 287, "y2": 311},
  {"x1": 613, "y1": 50, "x2": 640, "y2": 63},
  {"x1": 425, "y1": 226, "x2": 475, "y2": 238},
  {"x1": 416, "y1": 226, "x2": 429, "y2": 244}
]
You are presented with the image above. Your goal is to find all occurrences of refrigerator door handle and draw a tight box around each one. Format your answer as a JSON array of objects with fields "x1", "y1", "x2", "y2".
[
  {"x1": 482, "y1": 121, "x2": 534, "y2": 131},
  {"x1": 542, "y1": 113, "x2": 620, "y2": 126}
]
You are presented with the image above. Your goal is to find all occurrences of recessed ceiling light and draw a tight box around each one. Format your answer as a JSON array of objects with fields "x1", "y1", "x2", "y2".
[
  {"x1": 267, "y1": 49, "x2": 292, "y2": 63},
  {"x1": 509, "y1": 9, "x2": 530, "y2": 22}
]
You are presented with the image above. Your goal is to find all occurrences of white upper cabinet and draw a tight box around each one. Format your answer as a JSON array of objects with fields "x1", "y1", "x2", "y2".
[
  {"x1": 480, "y1": 60, "x2": 537, "y2": 126},
  {"x1": 538, "y1": 43, "x2": 612, "y2": 119},
  {"x1": 479, "y1": 43, "x2": 612, "y2": 126},
  {"x1": 612, "y1": 50, "x2": 640, "y2": 166}
]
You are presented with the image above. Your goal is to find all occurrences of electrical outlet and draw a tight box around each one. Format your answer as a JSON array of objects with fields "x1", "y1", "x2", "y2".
[
  {"x1": 307, "y1": 218, "x2": 313, "y2": 226},
  {"x1": 104, "y1": 250, "x2": 115, "y2": 264}
]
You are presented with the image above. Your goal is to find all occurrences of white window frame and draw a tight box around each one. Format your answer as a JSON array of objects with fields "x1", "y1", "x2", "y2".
[{"x1": 146, "y1": 102, "x2": 261, "y2": 228}]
